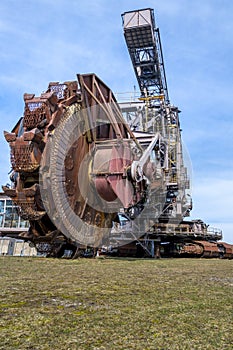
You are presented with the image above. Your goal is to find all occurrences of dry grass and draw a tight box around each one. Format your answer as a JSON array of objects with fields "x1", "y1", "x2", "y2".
[{"x1": 0, "y1": 256, "x2": 232, "y2": 350}]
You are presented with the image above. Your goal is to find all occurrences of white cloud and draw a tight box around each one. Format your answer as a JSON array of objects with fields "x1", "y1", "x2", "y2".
[
  {"x1": 189, "y1": 176, "x2": 233, "y2": 243},
  {"x1": 215, "y1": 223, "x2": 233, "y2": 244}
]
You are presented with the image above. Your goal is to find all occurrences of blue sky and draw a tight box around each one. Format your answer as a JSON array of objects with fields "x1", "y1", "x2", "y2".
[{"x1": 0, "y1": 0, "x2": 232, "y2": 243}]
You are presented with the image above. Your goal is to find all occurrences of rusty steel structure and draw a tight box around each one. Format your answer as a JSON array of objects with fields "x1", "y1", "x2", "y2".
[{"x1": 2, "y1": 8, "x2": 233, "y2": 258}]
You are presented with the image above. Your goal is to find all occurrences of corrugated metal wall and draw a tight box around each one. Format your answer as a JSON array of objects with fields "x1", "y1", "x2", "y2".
[{"x1": 0, "y1": 237, "x2": 37, "y2": 256}]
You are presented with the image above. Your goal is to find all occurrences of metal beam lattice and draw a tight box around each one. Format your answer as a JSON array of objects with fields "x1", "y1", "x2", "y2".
[{"x1": 122, "y1": 8, "x2": 169, "y2": 103}]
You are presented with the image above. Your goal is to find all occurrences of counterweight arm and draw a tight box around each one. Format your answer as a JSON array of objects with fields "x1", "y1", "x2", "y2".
[{"x1": 122, "y1": 8, "x2": 169, "y2": 103}]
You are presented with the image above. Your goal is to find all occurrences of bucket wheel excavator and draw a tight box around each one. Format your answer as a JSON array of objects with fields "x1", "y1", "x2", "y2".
[{"x1": 3, "y1": 8, "x2": 232, "y2": 258}]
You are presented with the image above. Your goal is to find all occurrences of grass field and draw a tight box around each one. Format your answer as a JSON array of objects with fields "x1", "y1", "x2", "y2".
[{"x1": 0, "y1": 257, "x2": 232, "y2": 350}]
